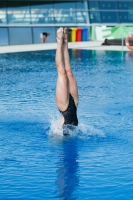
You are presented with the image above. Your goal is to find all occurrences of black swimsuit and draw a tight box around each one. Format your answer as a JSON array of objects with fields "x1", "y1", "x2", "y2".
[{"x1": 59, "y1": 94, "x2": 78, "y2": 126}]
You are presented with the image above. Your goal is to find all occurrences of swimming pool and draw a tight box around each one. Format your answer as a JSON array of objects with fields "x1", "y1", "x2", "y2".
[{"x1": 0, "y1": 49, "x2": 133, "y2": 199}]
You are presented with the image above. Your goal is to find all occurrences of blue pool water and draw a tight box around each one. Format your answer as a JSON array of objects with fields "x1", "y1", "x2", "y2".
[{"x1": 0, "y1": 49, "x2": 133, "y2": 199}]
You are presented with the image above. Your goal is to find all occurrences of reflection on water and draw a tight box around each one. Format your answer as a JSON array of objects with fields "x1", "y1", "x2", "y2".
[
  {"x1": 126, "y1": 51, "x2": 133, "y2": 63},
  {"x1": 56, "y1": 138, "x2": 79, "y2": 199}
]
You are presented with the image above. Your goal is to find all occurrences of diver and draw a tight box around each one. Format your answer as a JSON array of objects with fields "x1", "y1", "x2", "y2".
[
  {"x1": 40, "y1": 32, "x2": 50, "y2": 43},
  {"x1": 55, "y1": 27, "x2": 78, "y2": 132}
]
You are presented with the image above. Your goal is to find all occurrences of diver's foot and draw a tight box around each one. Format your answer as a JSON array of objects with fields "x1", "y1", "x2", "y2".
[
  {"x1": 63, "y1": 28, "x2": 68, "y2": 43},
  {"x1": 56, "y1": 27, "x2": 64, "y2": 45}
]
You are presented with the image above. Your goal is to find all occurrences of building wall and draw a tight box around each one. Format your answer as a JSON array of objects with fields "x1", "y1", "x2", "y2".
[{"x1": 0, "y1": 0, "x2": 133, "y2": 45}]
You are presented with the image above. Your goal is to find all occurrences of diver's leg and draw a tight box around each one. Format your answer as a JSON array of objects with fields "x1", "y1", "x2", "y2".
[
  {"x1": 42, "y1": 35, "x2": 47, "y2": 43},
  {"x1": 56, "y1": 27, "x2": 69, "y2": 111},
  {"x1": 40, "y1": 34, "x2": 44, "y2": 43},
  {"x1": 63, "y1": 28, "x2": 78, "y2": 106}
]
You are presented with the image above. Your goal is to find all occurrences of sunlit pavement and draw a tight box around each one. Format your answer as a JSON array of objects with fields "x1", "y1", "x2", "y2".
[{"x1": 0, "y1": 41, "x2": 130, "y2": 54}]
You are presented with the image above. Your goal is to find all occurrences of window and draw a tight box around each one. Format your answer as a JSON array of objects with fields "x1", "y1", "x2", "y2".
[
  {"x1": 99, "y1": 1, "x2": 117, "y2": 10},
  {"x1": 53, "y1": 1, "x2": 76, "y2": 23},
  {"x1": 75, "y1": 1, "x2": 86, "y2": 10},
  {"x1": 88, "y1": 1, "x2": 99, "y2": 10},
  {"x1": 30, "y1": 1, "x2": 54, "y2": 24},
  {"x1": 53, "y1": 1, "x2": 75, "y2": 9},
  {"x1": 54, "y1": 10, "x2": 76, "y2": 23},
  {"x1": 89, "y1": 11, "x2": 101, "y2": 23},
  {"x1": 33, "y1": 27, "x2": 56, "y2": 43},
  {"x1": 7, "y1": 1, "x2": 30, "y2": 24},
  {"x1": 0, "y1": 28, "x2": 8, "y2": 45},
  {"x1": 0, "y1": 1, "x2": 7, "y2": 23},
  {"x1": 75, "y1": 1, "x2": 87, "y2": 23},
  {"x1": 88, "y1": 1, "x2": 100, "y2": 23},
  {"x1": 100, "y1": 11, "x2": 119, "y2": 23},
  {"x1": 119, "y1": 11, "x2": 133, "y2": 23},
  {"x1": 9, "y1": 27, "x2": 32, "y2": 45},
  {"x1": 118, "y1": 1, "x2": 133, "y2": 13},
  {"x1": 76, "y1": 11, "x2": 88, "y2": 23}
]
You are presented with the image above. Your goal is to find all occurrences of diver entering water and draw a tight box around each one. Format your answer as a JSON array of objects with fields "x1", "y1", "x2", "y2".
[{"x1": 55, "y1": 27, "x2": 78, "y2": 129}]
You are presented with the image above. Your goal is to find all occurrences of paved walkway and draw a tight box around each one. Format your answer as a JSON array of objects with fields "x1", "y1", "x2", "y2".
[{"x1": 0, "y1": 41, "x2": 130, "y2": 54}]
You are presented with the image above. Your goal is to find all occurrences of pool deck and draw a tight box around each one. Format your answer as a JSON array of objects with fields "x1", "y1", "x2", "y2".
[{"x1": 0, "y1": 41, "x2": 130, "y2": 54}]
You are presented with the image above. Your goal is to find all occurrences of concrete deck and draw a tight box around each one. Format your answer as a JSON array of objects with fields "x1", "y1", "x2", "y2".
[{"x1": 0, "y1": 41, "x2": 130, "y2": 54}]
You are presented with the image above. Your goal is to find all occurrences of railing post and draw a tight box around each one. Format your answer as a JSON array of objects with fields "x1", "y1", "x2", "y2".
[{"x1": 122, "y1": 30, "x2": 123, "y2": 52}]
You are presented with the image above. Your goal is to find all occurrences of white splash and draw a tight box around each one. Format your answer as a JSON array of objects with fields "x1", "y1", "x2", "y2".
[
  {"x1": 77, "y1": 122, "x2": 105, "y2": 139},
  {"x1": 48, "y1": 118, "x2": 63, "y2": 136},
  {"x1": 47, "y1": 115, "x2": 105, "y2": 141}
]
